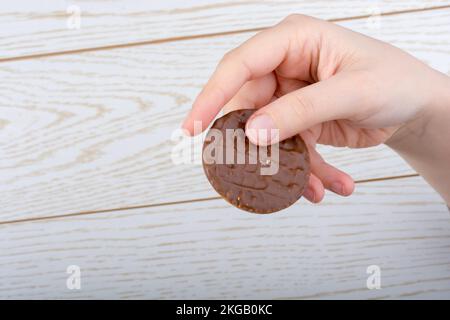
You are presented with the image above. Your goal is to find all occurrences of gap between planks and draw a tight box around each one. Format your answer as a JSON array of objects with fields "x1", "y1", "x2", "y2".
[
  {"x1": 1, "y1": 5, "x2": 450, "y2": 63},
  {"x1": 0, "y1": 173, "x2": 419, "y2": 226}
]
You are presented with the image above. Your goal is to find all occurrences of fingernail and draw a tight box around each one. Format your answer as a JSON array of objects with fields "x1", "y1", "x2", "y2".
[
  {"x1": 181, "y1": 117, "x2": 190, "y2": 131},
  {"x1": 246, "y1": 114, "x2": 277, "y2": 145},
  {"x1": 303, "y1": 188, "x2": 315, "y2": 202},
  {"x1": 181, "y1": 127, "x2": 192, "y2": 137},
  {"x1": 330, "y1": 182, "x2": 344, "y2": 195},
  {"x1": 180, "y1": 124, "x2": 192, "y2": 136}
]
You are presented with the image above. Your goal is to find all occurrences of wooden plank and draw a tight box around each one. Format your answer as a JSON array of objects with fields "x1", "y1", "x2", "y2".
[
  {"x1": 0, "y1": 176, "x2": 449, "y2": 299},
  {"x1": 2, "y1": 8, "x2": 450, "y2": 221},
  {"x1": 2, "y1": 1, "x2": 450, "y2": 59}
]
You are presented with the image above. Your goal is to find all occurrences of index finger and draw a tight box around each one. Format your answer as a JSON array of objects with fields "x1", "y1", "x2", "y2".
[{"x1": 182, "y1": 21, "x2": 292, "y2": 135}]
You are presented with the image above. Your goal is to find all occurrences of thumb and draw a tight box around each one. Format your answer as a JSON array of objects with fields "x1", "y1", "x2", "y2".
[{"x1": 245, "y1": 72, "x2": 369, "y2": 145}]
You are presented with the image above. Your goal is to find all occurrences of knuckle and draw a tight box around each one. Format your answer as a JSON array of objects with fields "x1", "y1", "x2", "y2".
[
  {"x1": 211, "y1": 83, "x2": 228, "y2": 105},
  {"x1": 282, "y1": 13, "x2": 311, "y2": 26},
  {"x1": 284, "y1": 13, "x2": 303, "y2": 22},
  {"x1": 289, "y1": 92, "x2": 316, "y2": 122},
  {"x1": 220, "y1": 48, "x2": 238, "y2": 65},
  {"x1": 279, "y1": 14, "x2": 318, "y2": 38},
  {"x1": 219, "y1": 48, "x2": 252, "y2": 80}
]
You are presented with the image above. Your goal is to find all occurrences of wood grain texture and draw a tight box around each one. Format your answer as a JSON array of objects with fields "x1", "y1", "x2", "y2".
[
  {"x1": 2, "y1": 1, "x2": 450, "y2": 59},
  {"x1": 0, "y1": 176, "x2": 448, "y2": 299},
  {"x1": 2, "y1": 8, "x2": 450, "y2": 222}
]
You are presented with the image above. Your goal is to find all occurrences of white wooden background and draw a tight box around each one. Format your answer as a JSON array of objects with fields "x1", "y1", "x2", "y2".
[{"x1": 1, "y1": 1, "x2": 450, "y2": 299}]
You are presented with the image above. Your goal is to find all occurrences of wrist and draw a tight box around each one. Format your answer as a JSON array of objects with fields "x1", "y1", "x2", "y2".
[
  {"x1": 385, "y1": 72, "x2": 450, "y2": 205},
  {"x1": 386, "y1": 73, "x2": 450, "y2": 150}
]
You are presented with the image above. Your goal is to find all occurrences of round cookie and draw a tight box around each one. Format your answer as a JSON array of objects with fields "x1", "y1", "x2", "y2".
[{"x1": 202, "y1": 109, "x2": 310, "y2": 214}]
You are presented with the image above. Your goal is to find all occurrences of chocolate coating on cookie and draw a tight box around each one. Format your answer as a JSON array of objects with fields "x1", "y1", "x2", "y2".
[{"x1": 202, "y1": 109, "x2": 310, "y2": 214}]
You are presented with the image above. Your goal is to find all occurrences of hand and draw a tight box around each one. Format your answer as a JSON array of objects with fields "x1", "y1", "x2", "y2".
[{"x1": 182, "y1": 14, "x2": 450, "y2": 204}]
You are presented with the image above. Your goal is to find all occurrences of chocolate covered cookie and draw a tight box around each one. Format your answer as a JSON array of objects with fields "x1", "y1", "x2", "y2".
[{"x1": 202, "y1": 109, "x2": 310, "y2": 214}]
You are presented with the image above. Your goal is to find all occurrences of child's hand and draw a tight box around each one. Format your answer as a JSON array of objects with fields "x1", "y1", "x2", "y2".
[{"x1": 182, "y1": 14, "x2": 450, "y2": 204}]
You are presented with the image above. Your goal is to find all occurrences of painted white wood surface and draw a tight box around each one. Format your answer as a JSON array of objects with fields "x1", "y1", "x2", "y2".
[
  {"x1": 0, "y1": 177, "x2": 448, "y2": 299},
  {"x1": 1, "y1": 1, "x2": 449, "y2": 59},
  {"x1": 2, "y1": 8, "x2": 450, "y2": 221}
]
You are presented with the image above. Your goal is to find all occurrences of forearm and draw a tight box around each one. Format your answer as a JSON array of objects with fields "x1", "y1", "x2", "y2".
[{"x1": 386, "y1": 73, "x2": 450, "y2": 205}]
